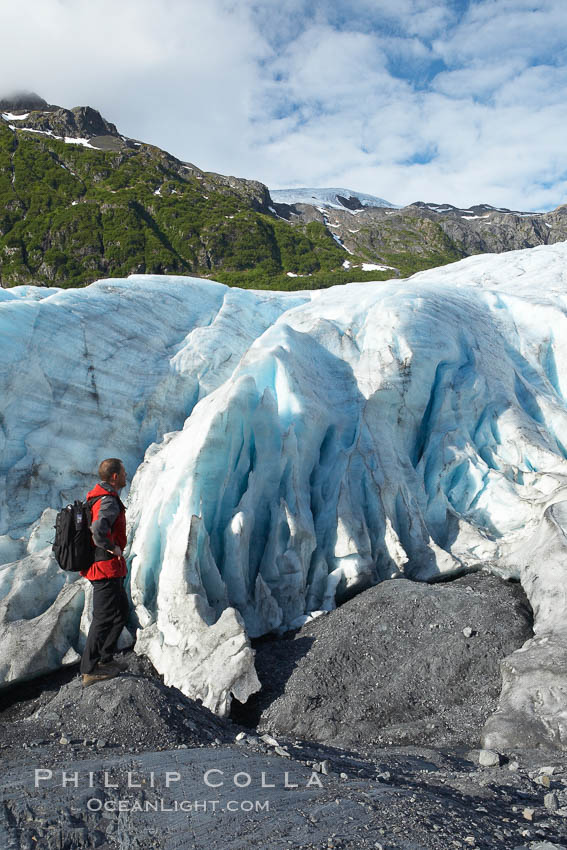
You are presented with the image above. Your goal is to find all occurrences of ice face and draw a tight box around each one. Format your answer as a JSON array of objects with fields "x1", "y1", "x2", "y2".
[
  {"x1": 3, "y1": 244, "x2": 567, "y2": 744},
  {"x1": 0, "y1": 277, "x2": 308, "y2": 536}
]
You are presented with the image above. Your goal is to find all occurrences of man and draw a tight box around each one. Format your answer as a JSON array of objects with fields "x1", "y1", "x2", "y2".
[{"x1": 80, "y1": 458, "x2": 130, "y2": 687}]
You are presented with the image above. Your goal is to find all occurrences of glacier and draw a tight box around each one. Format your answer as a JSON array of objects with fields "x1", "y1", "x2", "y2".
[
  {"x1": 269, "y1": 187, "x2": 398, "y2": 211},
  {"x1": 2, "y1": 243, "x2": 567, "y2": 747}
]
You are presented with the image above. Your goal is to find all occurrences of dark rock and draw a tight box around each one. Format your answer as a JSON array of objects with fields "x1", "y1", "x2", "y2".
[
  {"x1": 2, "y1": 660, "x2": 567, "y2": 849},
  {"x1": 203, "y1": 171, "x2": 273, "y2": 213},
  {"x1": 0, "y1": 651, "x2": 238, "y2": 759},
  {"x1": 336, "y1": 194, "x2": 364, "y2": 211},
  {"x1": 249, "y1": 573, "x2": 533, "y2": 749},
  {"x1": 9, "y1": 105, "x2": 120, "y2": 140}
]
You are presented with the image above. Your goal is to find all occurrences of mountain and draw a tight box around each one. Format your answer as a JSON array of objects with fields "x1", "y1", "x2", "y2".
[
  {"x1": 272, "y1": 191, "x2": 567, "y2": 276},
  {"x1": 1, "y1": 94, "x2": 567, "y2": 290},
  {"x1": 0, "y1": 95, "x2": 349, "y2": 290}
]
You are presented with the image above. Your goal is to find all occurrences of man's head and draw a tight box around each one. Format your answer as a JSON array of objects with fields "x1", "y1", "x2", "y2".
[{"x1": 98, "y1": 458, "x2": 127, "y2": 491}]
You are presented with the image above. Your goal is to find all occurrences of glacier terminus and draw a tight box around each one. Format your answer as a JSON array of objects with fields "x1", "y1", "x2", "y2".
[{"x1": 2, "y1": 241, "x2": 567, "y2": 750}]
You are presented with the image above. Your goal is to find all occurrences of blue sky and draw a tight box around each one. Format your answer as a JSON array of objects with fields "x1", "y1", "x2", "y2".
[{"x1": 2, "y1": 0, "x2": 566, "y2": 210}]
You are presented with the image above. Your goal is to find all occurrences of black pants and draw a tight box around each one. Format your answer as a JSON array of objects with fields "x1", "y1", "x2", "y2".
[{"x1": 80, "y1": 577, "x2": 130, "y2": 674}]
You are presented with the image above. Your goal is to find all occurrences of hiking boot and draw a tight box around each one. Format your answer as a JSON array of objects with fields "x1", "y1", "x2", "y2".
[
  {"x1": 81, "y1": 663, "x2": 120, "y2": 688},
  {"x1": 96, "y1": 660, "x2": 124, "y2": 675},
  {"x1": 101, "y1": 656, "x2": 128, "y2": 672}
]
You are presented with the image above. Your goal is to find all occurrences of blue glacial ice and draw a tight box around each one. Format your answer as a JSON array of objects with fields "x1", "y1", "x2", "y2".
[{"x1": 2, "y1": 244, "x2": 567, "y2": 744}]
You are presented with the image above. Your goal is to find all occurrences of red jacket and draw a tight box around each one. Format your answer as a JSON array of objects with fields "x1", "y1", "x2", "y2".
[{"x1": 80, "y1": 483, "x2": 127, "y2": 581}]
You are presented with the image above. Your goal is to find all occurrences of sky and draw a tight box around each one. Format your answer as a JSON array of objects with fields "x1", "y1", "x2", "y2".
[{"x1": 1, "y1": 0, "x2": 566, "y2": 211}]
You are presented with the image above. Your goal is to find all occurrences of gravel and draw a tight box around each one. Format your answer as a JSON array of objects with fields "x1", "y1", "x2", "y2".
[
  {"x1": 244, "y1": 573, "x2": 533, "y2": 749},
  {"x1": 3, "y1": 573, "x2": 565, "y2": 850}
]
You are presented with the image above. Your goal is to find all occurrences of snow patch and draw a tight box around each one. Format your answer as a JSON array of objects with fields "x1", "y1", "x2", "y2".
[
  {"x1": 361, "y1": 263, "x2": 393, "y2": 271},
  {"x1": 13, "y1": 125, "x2": 97, "y2": 149},
  {"x1": 18, "y1": 127, "x2": 57, "y2": 138},
  {"x1": 331, "y1": 232, "x2": 354, "y2": 254},
  {"x1": 64, "y1": 137, "x2": 96, "y2": 149}
]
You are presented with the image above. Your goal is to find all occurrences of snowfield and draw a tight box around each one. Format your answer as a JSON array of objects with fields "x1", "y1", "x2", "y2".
[
  {"x1": 270, "y1": 187, "x2": 398, "y2": 211},
  {"x1": 2, "y1": 242, "x2": 567, "y2": 748}
]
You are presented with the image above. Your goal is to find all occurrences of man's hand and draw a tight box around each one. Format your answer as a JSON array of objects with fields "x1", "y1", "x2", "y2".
[{"x1": 113, "y1": 545, "x2": 122, "y2": 557}]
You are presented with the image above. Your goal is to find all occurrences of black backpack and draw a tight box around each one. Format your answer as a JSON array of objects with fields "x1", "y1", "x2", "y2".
[{"x1": 52, "y1": 496, "x2": 104, "y2": 572}]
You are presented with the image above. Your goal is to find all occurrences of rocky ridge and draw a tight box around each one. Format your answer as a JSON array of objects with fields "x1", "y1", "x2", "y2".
[
  {"x1": 1, "y1": 92, "x2": 566, "y2": 290},
  {"x1": 272, "y1": 195, "x2": 567, "y2": 275},
  {"x1": 0, "y1": 93, "x2": 269, "y2": 201}
]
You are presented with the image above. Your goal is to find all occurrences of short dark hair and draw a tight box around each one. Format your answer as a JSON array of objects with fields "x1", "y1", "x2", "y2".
[{"x1": 98, "y1": 458, "x2": 124, "y2": 482}]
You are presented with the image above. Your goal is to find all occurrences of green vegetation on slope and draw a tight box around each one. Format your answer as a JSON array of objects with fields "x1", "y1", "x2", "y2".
[
  {"x1": 354, "y1": 214, "x2": 466, "y2": 276},
  {"x1": 0, "y1": 121, "x2": 463, "y2": 290},
  {"x1": 0, "y1": 124, "x2": 362, "y2": 289}
]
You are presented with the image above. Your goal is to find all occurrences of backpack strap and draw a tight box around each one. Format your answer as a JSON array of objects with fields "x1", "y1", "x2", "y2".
[
  {"x1": 88, "y1": 491, "x2": 124, "y2": 560},
  {"x1": 87, "y1": 492, "x2": 124, "y2": 515}
]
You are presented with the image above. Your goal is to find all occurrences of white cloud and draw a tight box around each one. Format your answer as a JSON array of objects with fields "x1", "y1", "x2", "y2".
[
  {"x1": 262, "y1": 27, "x2": 392, "y2": 111},
  {"x1": 1, "y1": 0, "x2": 566, "y2": 210},
  {"x1": 432, "y1": 0, "x2": 567, "y2": 65},
  {"x1": 493, "y1": 64, "x2": 567, "y2": 108},
  {"x1": 0, "y1": 0, "x2": 270, "y2": 167},
  {"x1": 432, "y1": 61, "x2": 526, "y2": 99}
]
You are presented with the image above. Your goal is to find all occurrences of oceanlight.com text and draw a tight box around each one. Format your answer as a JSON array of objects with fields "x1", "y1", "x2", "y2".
[{"x1": 86, "y1": 798, "x2": 270, "y2": 813}]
